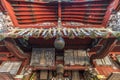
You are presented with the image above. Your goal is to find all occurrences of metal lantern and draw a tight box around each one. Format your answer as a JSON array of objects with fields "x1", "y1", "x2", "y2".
[{"x1": 54, "y1": 37, "x2": 65, "y2": 49}]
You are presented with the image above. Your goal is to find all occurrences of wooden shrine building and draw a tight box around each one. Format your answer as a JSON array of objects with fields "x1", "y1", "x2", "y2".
[{"x1": 0, "y1": 0, "x2": 120, "y2": 80}]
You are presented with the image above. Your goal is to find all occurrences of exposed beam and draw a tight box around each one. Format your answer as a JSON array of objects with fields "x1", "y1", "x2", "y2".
[
  {"x1": 63, "y1": 8, "x2": 106, "y2": 11},
  {"x1": 2, "y1": 0, "x2": 19, "y2": 26},
  {"x1": 2, "y1": 0, "x2": 114, "y2": 27},
  {"x1": 4, "y1": 38, "x2": 30, "y2": 64},
  {"x1": 63, "y1": 9, "x2": 106, "y2": 12},
  {"x1": 116, "y1": 0, "x2": 120, "y2": 11},
  {"x1": 14, "y1": 8, "x2": 56, "y2": 11},
  {"x1": 63, "y1": 17, "x2": 103, "y2": 20},
  {"x1": 58, "y1": 0, "x2": 62, "y2": 27},
  {"x1": 0, "y1": 0, "x2": 6, "y2": 12},
  {"x1": 90, "y1": 38, "x2": 118, "y2": 64},
  {"x1": 17, "y1": 16, "x2": 57, "y2": 20},
  {"x1": 8, "y1": 0, "x2": 107, "y2": 3},
  {"x1": 15, "y1": 12, "x2": 56, "y2": 15},
  {"x1": 12, "y1": 4, "x2": 57, "y2": 8},
  {"x1": 61, "y1": 0, "x2": 109, "y2": 4},
  {"x1": 18, "y1": 19, "x2": 57, "y2": 24},
  {"x1": 17, "y1": 24, "x2": 102, "y2": 28},
  {"x1": 102, "y1": 0, "x2": 120, "y2": 26},
  {"x1": 63, "y1": 18, "x2": 102, "y2": 24},
  {"x1": 58, "y1": 0, "x2": 62, "y2": 19},
  {"x1": 14, "y1": 9, "x2": 56, "y2": 12},
  {"x1": 62, "y1": 12, "x2": 105, "y2": 16},
  {"x1": 62, "y1": 4, "x2": 108, "y2": 7},
  {"x1": 8, "y1": 0, "x2": 49, "y2": 4}
]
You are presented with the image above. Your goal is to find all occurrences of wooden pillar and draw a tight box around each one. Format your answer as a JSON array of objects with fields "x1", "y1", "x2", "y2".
[
  {"x1": 90, "y1": 38, "x2": 118, "y2": 64},
  {"x1": 4, "y1": 38, "x2": 30, "y2": 65}
]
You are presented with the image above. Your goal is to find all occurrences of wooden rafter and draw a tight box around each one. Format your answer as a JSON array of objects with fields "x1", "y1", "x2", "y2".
[
  {"x1": 0, "y1": 0, "x2": 6, "y2": 12},
  {"x1": 1, "y1": 0, "x2": 117, "y2": 28},
  {"x1": 102, "y1": 0, "x2": 120, "y2": 26}
]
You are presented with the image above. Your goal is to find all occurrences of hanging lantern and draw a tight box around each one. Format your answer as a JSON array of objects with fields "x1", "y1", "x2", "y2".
[{"x1": 54, "y1": 37, "x2": 65, "y2": 49}]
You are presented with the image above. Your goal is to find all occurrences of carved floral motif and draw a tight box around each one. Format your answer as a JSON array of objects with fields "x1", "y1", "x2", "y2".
[
  {"x1": 108, "y1": 11, "x2": 120, "y2": 31},
  {"x1": 0, "y1": 12, "x2": 13, "y2": 33}
]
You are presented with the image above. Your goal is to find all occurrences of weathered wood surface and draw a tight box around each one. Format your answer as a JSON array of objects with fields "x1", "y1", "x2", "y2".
[
  {"x1": 0, "y1": 61, "x2": 22, "y2": 75},
  {"x1": 90, "y1": 39, "x2": 117, "y2": 64},
  {"x1": 107, "y1": 72, "x2": 120, "y2": 80},
  {"x1": 4, "y1": 38, "x2": 30, "y2": 65},
  {"x1": 95, "y1": 56, "x2": 112, "y2": 66},
  {"x1": 30, "y1": 48, "x2": 55, "y2": 66},
  {"x1": 64, "y1": 50, "x2": 90, "y2": 66}
]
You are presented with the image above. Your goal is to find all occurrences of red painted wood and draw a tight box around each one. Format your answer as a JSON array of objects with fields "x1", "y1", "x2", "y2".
[
  {"x1": 1, "y1": 0, "x2": 115, "y2": 28},
  {"x1": 90, "y1": 39, "x2": 117, "y2": 64},
  {"x1": 96, "y1": 66, "x2": 120, "y2": 77},
  {"x1": 4, "y1": 38, "x2": 30, "y2": 65},
  {"x1": 63, "y1": 18, "x2": 102, "y2": 23},
  {"x1": 58, "y1": 1, "x2": 62, "y2": 19},
  {"x1": 2, "y1": 0, "x2": 19, "y2": 27},
  {"x1": 0, "y1": 0, "x2": 7, "y2": 12},
  {"x1": 102, "y1": 0, "x2": 120, "y2": 26}
]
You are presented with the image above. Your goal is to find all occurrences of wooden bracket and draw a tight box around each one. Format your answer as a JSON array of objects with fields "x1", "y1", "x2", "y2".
[
  {"x1": 90, "y1": 38, "x2": 118, "y2": 64},
  {"x1": 4, "y1": 38, "x2": 30, "y2": 65}
]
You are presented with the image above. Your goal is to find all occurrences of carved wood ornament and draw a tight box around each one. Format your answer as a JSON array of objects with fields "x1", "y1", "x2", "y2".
[
  {"x1": 90, "y1": 38, "x2": 118, "y2": 64},
  {"x1": 3, "y1": 38, "x2": 30, "y2": 65}
]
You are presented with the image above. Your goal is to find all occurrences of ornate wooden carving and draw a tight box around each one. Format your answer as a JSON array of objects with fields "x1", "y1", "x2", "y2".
[
  {"x1": 90, "y1": 38, "x2": 118, "y2": 64},
  {"x1": 3, "y1": 38, "x2": 30, "y2": 64}
]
